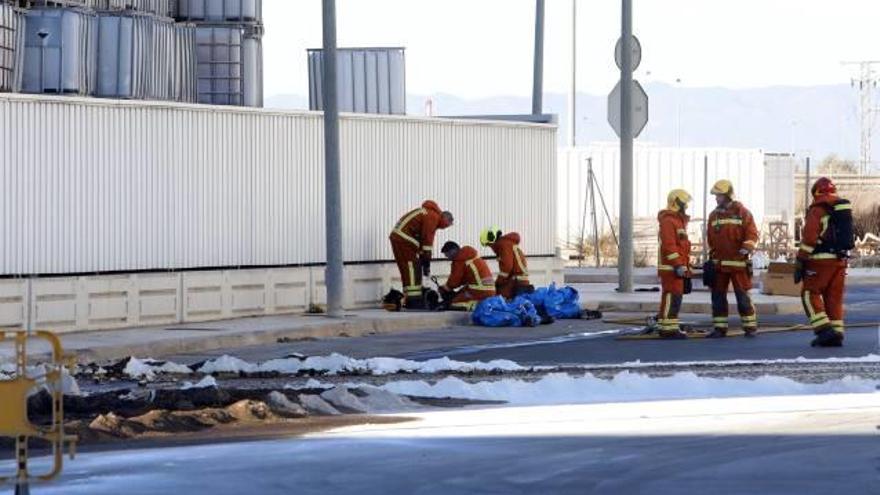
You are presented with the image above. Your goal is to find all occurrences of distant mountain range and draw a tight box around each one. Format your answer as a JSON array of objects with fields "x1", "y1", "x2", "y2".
[{"x1": 265, "y1": 83, "x2": 865, "y2": 163}]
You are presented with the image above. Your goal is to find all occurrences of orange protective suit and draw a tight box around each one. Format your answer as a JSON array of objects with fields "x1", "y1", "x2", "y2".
[
  {"x1": 798, "y1": 194, "x2": 848, "y2": 335},
  {"x1": 389, "y1": 200, "x2": 451, "y2": 304},
  {"x1": 488, "y1": 232, "x2": 530, "y2": 299},
  {"x1": 441, "y1": 246, "x2": 496, "y2": 311},
  {"x1": 707, "y1": 201, "x2": 759, "y2": 331},
  {"x1": 656, "y1": 209, "x2": 691, "y2": 332}
]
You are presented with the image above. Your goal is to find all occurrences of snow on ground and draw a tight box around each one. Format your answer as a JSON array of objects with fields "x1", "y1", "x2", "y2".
[
  {"x1": 376, "y1": 371, "x2": 880, "y2": 406},
  {"x1": 179, "y1": 375, "x2": 218, "y2": 390},
  {"x1": 123, "y1": 357, "x2": 193, "y2": 379},
  {"x1": 112, "y1": 352, "x2": 880, "y2": 380},
  {"x1": 188, "y1": 353, "x2": 526, "y2": 376}
]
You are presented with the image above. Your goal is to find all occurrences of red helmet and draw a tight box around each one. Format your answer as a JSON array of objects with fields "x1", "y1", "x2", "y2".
[{"x1": 811, "y1": 177, "x2": 837, "y2": 197}]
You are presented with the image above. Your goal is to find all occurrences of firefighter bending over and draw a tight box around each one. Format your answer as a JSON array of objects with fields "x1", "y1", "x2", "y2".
[{"x1": 439, "y1": 241, "x2": 496, "y2": 311}]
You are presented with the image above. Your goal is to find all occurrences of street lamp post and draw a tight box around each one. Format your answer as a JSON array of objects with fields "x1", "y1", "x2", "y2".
[
  {"x1": 618, "y1": 0, "x2": 634, "y2": 292},
  {"x1": 322, "y1": 0, "x2": 345, "y2": 318}
]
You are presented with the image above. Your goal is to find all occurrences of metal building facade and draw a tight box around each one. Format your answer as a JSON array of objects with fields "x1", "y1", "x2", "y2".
[
  {"x1": 0, "y1": 93, "x2": 556, "y2": 276},
  {"x1": 558, "y1": 144, "x2": 766, "y2": 245}
]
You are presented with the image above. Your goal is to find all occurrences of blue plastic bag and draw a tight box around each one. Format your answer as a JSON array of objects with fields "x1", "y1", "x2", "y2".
[
  {"x1": 525, "y1": 283, "x2": 582, "y2": 319},
  {"x1": 472, "y1": 296, "x2": 540, "y2": 327}
]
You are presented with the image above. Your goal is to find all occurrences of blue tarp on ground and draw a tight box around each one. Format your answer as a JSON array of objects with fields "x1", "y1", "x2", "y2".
[
  {"x1": 524, "y1": 283, "x2": 583, "y2": 319},
  {"x1": 471, "y1": 296, "x2": 540, "y2": 328},
  {"x1": 472, "y1": 283, "x2": 582, "y2": 327}
]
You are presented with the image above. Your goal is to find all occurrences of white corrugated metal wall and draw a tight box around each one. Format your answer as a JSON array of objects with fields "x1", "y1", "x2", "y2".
[
  {"x1": 0, "y1": 94, "x2": 556, "y2": 275},
  {"x1": 558, "y1": 144, "x2": 766, "y2": 245}
]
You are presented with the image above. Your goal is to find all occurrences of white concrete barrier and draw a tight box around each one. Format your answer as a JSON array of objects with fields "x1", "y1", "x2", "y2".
[{"x1": 0, "y1": 257, "x2": 565, "y2": 333}]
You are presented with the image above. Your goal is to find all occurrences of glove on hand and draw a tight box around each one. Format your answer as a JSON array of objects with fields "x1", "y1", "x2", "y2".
[
  {"x1": 673, "y1": 265, "x2": 687, "y2": 278},
  {"x1": 793, "y1": 260, "x2": 804, "y2": 284}
]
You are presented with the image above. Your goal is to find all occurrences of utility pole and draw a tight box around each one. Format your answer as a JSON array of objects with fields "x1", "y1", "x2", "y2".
[
  {"x1": 532, "y1": 0, "x2": 545, "y2": 115},
  {"x1": 322, "y1": 0, "x2": 344, "y2": 318},
  {"x1": 843, "y1": 61, "x2": 879, "y2": 175},
  {"x1": 568, "y1": 0, "x2": 576, "y2": 146},
  {"x1": 618, "y1": 0, "x2": 634, "y2": 292}
]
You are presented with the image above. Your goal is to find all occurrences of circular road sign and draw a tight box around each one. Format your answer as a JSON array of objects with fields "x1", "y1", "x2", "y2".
[{"x1": 614, "y1": 35, "x2": 642, "y2": 71}]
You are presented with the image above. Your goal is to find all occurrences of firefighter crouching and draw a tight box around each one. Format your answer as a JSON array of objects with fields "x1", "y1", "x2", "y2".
[
  {"x1": 704, "y1": 180, "x2": 759, "y2": 338},
  {"x1": 655, "y1": 189, "x2": 694, "y2": 339},
  {"x1": 389, "y1": 200, "x2": 454, "y2": 310},
  {"x1": 796, "y1": 177, "x2": 854, "y2": 347},
  {"x1": 480, "y1": 227, "x2": 534, "y2": 299},
  {"x1": 438, "y1": 241, "x2": 496, "y2": 311}
]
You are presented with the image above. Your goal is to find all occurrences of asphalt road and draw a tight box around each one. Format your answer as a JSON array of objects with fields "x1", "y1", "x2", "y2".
[
  {"x1": 165, "y1": 286, "x2": 880, "y2": 367},
  {"x1": 15, "y1": 395, "x2": 880, "y2": 495}
]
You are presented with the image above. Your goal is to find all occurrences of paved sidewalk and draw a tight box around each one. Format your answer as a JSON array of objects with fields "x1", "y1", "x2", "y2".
[{"x1": 574, "y1": 283, "x2": 803, "y2": 315}]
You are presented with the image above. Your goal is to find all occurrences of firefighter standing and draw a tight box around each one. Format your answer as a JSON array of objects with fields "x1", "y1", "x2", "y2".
[
  {"x1": 705, "y1": 180, "x2": 760, "y2": 338},
  {"x1": 655, "y1": 189, "x2": 693, "y2": 339},
  {"x1": 389, "y1": 201, "x2": 454, "y2": 310},
  {"x1": 796, "y1": 177, "x2": 853, "y2": 347},
  {"x1": 480, "y1": 227, "x2": 532, "y2": 299},
  {"x1": 439, "y1": 241, "x2": 496, "y2": 311}
]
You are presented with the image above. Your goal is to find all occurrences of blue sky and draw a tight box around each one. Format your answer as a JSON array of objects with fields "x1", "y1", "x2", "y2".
[{"x1": 263, "y1": 0, "x2": 879, "y2": 98}]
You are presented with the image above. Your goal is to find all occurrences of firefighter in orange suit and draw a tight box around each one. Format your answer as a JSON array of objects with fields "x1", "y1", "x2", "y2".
[
  {"x1": 796, "y1": 177, "x2": 852, "y2": 347},
  {"x1": 705, "y1": 180, "x2": 760, "y2": 338},
  {"x1": 389, "y1": 201, "x2": 454, "y2": 309},
  {"x1": 655, "y1": 189, "x2": 693, "y2": 339},
  {"x1": 480, "y1": 227, "x2": 532, "y2": 299},
  {"x1": 439, "y1": 241, "x2": 496, "y2": 311}
]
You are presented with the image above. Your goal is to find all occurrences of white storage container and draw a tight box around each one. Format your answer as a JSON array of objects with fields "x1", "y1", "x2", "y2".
[
  {"x1": 22, "y1": 8, "x2": 97, "y2": 95},
  {"x1": 177, "y1": 0, "x2": 260, "y2": 22}
]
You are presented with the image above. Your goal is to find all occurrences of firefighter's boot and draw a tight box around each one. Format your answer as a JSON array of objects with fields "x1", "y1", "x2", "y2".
[{"x1": 811, "y1": 326, "x2": 844, "y2": 348}]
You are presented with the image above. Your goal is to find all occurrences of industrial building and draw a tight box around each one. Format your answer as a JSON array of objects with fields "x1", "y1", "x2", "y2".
[
  {"x1": 0, "y1": 92, "x2": 561, "y2": 332},
  {"x1": 0, "y1": 0, "x2": 263, "y2": 106}
]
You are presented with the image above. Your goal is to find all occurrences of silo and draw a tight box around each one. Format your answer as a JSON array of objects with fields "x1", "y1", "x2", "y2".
[{"x1": 308, "y1": 47, "x2": 406, "y2": 115}]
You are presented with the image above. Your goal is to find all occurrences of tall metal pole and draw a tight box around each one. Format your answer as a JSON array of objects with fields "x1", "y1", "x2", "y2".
[
  {"x1": 804, "y1": 156, "x2": 811, "y2": 215},
  {"x1": 702, "y1": 154, "x2": 709, "y2": 264},
  {"x1": 568, "y1": 0, "x2": 576, "y2": 146},
  {"x1": 618, "y1": 0, "x2": 634, "y2": 292},
  {"x1": 532, "y1": 0, "x2": 545, "y2": 115},
  {"x1": 322, "y1": 0, "x2": 345, "y2": 318}
]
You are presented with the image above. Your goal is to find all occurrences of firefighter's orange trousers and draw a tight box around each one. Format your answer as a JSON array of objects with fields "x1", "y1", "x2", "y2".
[
  {"x1": 801, "y1": 259, "x2": 846, "y2": 333},
  {"x1": 657, "y1": 271, "x2": 684, "y2": 331},
  {"x1": 390, "y1": 236, "x2": 422, "y2": 302},
  {"x1": 711, "y1": 267, "x2": 757, "y2": 330}
]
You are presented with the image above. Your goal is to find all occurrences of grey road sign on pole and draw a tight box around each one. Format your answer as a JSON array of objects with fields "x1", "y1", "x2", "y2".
[
  {"x1": 614, "y1": 35, "x2": 641, "y2": 71},
  {"x1": 607, "y1": 79, "x2": 648, "y2": 138}
]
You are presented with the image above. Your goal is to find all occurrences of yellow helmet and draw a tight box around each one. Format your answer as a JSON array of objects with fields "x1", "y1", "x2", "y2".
[
  {"x1": 710, "y1": 179, "x2": 734, "y2": 198},
  {"x1": 667, "y1": 189, "x2": 693, "y2": 212},
  {"x1": 480, "y1": 226, "x2": 503, "y2": 247}
]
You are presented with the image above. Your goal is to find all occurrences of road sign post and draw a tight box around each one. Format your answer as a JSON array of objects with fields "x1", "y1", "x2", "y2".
[{"x1": 618, "y1": 0, "x2": 634, "y2": 293}]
